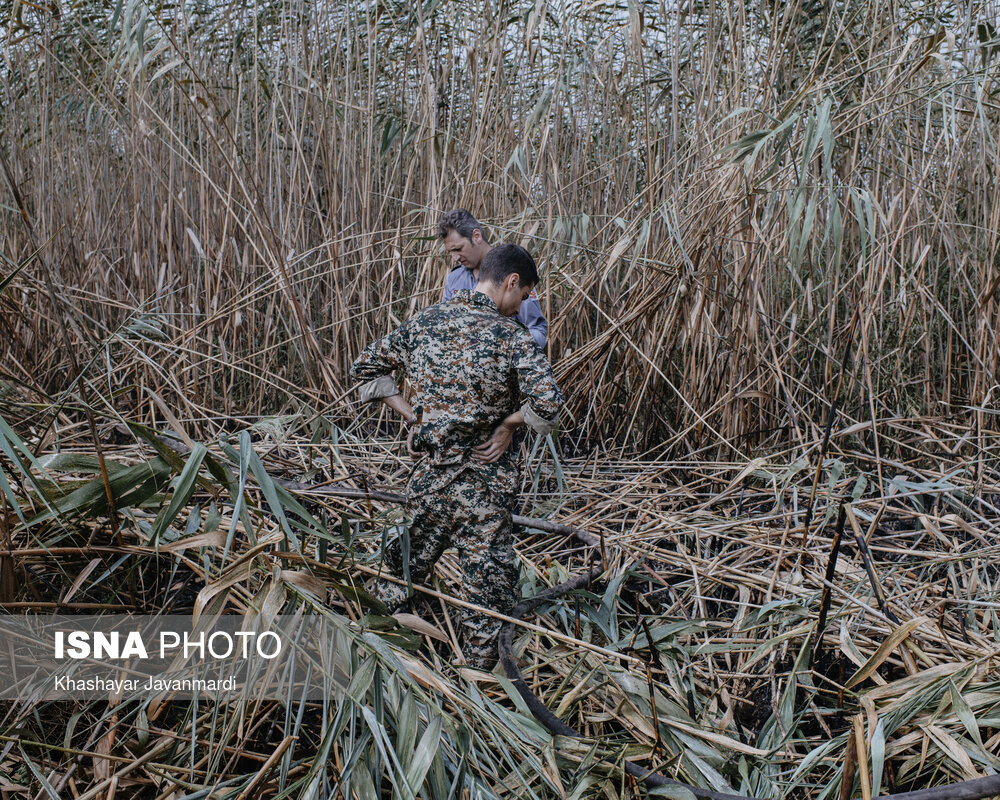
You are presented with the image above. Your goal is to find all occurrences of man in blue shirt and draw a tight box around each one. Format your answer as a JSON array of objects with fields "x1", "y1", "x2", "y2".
[{"x1": 438, "y1": 209, "x2": 548, "y2": 349}]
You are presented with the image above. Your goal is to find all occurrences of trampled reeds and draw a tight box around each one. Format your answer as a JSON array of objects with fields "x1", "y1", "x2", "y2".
[{"x1": 1, "y1": 416, "x2": 999, "y2": 798}]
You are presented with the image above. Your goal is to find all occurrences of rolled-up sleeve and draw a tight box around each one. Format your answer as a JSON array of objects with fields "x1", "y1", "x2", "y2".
[
  {"x1": 349, "y1": 328, "x2": 407, "y2": 403},
  {"x1": 358, "y1": 375, "x2": 400, "y2": 402},
  {"x1": 517, "y1": 296, "x2": 548, "y2": 349},
  {"x1": 513, "y1": 334, "x2": 563, "y2": 434}
]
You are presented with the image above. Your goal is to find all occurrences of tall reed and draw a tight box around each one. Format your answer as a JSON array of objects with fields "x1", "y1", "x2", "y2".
[{"x1": 1, "y1": 0, "x2": 998, "y2": 455}]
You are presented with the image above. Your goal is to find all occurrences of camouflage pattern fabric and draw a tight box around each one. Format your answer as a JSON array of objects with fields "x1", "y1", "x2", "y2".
[
  {"x1": 374, "y1": 461, "x2": 518, "y2": 669},
  {"x1": 351, "y1": 289, "x2": 564, "y2": 669},
  {"x1": 350, "y1": 290, "x2": 563, "y2": 464}
]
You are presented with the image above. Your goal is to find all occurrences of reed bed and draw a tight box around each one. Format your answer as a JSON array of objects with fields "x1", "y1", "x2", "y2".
[
  {"x1": 0, "y1": 406, "x2": 999, "y2": 798},
  {"x1": 2, "y1": 0, "x2": 1000, "y2": 449},
  {"x1": 2, "y1": 0, "x2": 1000, "y2": 797}
]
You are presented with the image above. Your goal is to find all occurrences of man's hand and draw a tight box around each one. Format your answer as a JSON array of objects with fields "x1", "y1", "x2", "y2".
[
  {"x1": 472, "y1": 411, "x2": 525, "y2": 464},
  {"x1": 471, "y1": 422, "x2": 514, "y2": 464},
  {"x1": 379, "y1": 394, "x2": 423, "y2": 458},
  {"x1": 406, "y1": 425, "x2": 424, "y2": 459}
]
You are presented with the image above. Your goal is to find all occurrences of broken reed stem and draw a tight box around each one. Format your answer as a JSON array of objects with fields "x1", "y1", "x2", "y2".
[
  {"x1": 853, "y1": 714, "x2": 872, "y2": 800},
  {"x1": 233, "y1": 735, "x2": 296, "y2": 800},
  {"x1": 812, "y1": 502, "x2": 847, "y2": 663},
  {"x1": 845, "y1": 504, "x2": 900, "y2": 625},
  {"x1": 840, "y1": 722, "x2": 858, "y2": 800}
]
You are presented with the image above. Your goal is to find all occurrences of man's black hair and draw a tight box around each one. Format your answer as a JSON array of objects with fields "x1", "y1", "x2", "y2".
[
  {"x1": 437, "y1": 209, "x2": 489, "y2": 242},
  {"x1": 479, "y1": 243, "x2": 539, "y2": 288}
]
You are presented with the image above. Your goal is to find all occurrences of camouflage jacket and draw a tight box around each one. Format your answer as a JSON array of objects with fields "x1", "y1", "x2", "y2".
[{"x1": 350, "y1": 290, "x2": 563, "y2": 476}]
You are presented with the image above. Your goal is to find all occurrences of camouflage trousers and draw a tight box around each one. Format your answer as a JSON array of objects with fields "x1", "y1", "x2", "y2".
[{"x1": 375, "y1": 461, "x2": 519, "y2": 670}]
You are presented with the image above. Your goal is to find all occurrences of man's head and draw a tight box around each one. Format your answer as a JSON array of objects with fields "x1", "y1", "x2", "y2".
[
  {"x1": 438, "y1": 209, "x2": 491, "y2": 271},
  {"x1": 477, "y1": 243, "x2": 539, "y2": 317}
]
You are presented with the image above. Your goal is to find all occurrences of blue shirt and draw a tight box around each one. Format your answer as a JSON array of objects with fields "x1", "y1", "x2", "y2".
[{"x1": 442, "y1": 265, "x2": 548, "y2": 348}]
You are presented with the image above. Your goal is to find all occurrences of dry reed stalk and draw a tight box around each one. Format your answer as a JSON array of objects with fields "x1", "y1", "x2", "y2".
[{"x1": 0, "y1": 1, "x2": 996, "y2": 454}]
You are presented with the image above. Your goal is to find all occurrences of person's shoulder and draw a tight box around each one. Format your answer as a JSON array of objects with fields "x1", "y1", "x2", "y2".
[
  {"x1": 448, "y1": 295, "x2": 517, "y2": 332},
  {"x1": 403, "y1": 302, "x2": 450, "y2": 330},
  {"x1": 489, "y1": 312, "x2": 535, "y2": 349},
  {"x1": 508, "y1": 319, "x2": 538, "y2": 349}
]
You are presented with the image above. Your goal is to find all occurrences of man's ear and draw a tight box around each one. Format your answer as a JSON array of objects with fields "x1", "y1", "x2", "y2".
[
  {"x1": 505, "y1": 273, "x2": 521, "y2": 292},
  {"x1": 471, "y1": 229, "x2": 484, "y2": 245}
]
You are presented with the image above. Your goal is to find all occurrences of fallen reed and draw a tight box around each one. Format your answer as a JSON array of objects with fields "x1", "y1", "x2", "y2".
[{"x1": 1, "y1": 412, "x2": 999, "y2": 798}]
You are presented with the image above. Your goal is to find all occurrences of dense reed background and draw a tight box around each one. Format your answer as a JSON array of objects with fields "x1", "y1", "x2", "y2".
[{"x1": 3, "y1": 0, "x2": 999, "y2": 455}]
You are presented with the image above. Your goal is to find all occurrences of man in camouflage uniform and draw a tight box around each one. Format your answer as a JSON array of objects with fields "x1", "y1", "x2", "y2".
[{"x1": 350, "y1": 244, "x2": 563, "y2": 669}]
